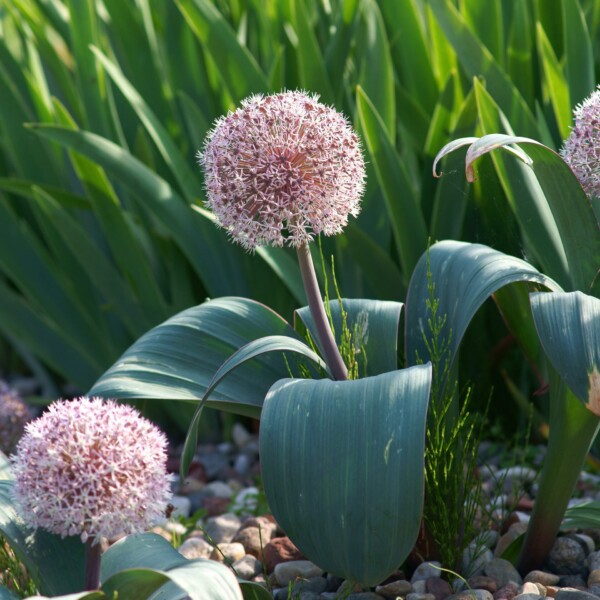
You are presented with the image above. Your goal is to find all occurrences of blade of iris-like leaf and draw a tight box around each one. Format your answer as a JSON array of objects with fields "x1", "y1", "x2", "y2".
[
  {"x1": 358, "y1": 0, "x2": 395, "y2": 141},
  {"x1": 356, "y1": 87, "x2": 428, "y2": 280},
  {"x1": 536, "y1": 23, "x2": 571, "y2": 141},
  {"x1": 26, "y1": 124, "x2": 251, "y2": 297},
  {"x1": 289, "y1": 0, "x2": 334, "y2": 104},
  {"x1": 429, "y1": 0, "x2": 538, "y2": 137},
  {"x1": 175, "y1": 0, "x2": 268, "y2": 102},
  {"x1": 380, "y1": 0, "x2": 438, "y2": 115},
  {"x1": 260, "y1": 365, "x2": 431, "y2": 586},
  {"x1": 65, "y1": 0, "x2": 110, "y2": 137},
  {"x1": 91, "y1": 47, "x2": 202, "y2": 200},
  {"x1": 507, "y1": 0, "x2": 534, "y2": 106},
  {"x1": 179, "y1": 335, "x2": 329, "y2": 480},
  {"x1": 562, "y1": 0, "x2": 595, "y2": 107}
]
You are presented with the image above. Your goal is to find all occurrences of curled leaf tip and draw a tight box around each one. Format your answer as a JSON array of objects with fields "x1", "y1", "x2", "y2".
[{"x1": 588, "y1": 366, "x2": 600, "y2": 417}]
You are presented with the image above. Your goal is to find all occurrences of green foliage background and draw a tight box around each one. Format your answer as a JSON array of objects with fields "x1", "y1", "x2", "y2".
[{"x1": 0, "y1": 0, "x2": 597, "y2": 427}]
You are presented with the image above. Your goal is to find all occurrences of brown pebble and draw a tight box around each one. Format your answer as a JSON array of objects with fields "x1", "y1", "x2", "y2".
[
  {"x1": 426, "y1": 576, "x2": 453, "y2": 600},
  {"x1": 375, "y1": 580, "x2": 413, "y2": 598},
  {"x1": 524, "y1": 572, "x2": 560, "y2": 587},
  {"x1": 232, "y1": 527, "x2": 264, "y2": 560},
  {"x1": 588, "y1": 569, "x2": 600, "y2": 587},
  {"x1": 468, "y1": 576, "x2": 498, "y2": 593},
  {"x1": 516, "y1": 496, "x2": 535, "y2": 511},
  {"x1": 494, "y1": 581, "x2": 520, "y2": 600},
  {"x1": 263, "y1": 536, "x2": 304, "y2": 572},
  {"x1": 545, "y1": 586, "x2": 559, "y2": 598}
]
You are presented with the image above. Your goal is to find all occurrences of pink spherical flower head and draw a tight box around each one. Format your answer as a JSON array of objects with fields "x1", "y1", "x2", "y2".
[
  {"x1": 199, "y1": 91, "x2": 366, "y2": 250},
  {"x1": 0, "y1": 380, "x2": 33, "y2": 455},
  {"x1": 11, "y1": 397, "x2": 172, "y2": 544},
  {"x1": 561, "y1": 85, "x2": 600, "y2": 199}
]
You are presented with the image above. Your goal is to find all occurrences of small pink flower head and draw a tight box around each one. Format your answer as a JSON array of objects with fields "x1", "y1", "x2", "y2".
[
  {"x1": 0, "y1": 380, "x2": 33, "y2": 455},
  {"x1": 198, "y1": 91, "x2": 366, "y2": 250},
  {"x1": 561, "y1": 85, "x2": 600, "y2": 199},
  {"x1": 11, "y1": 397, "x2": 172, "y2": 544}
]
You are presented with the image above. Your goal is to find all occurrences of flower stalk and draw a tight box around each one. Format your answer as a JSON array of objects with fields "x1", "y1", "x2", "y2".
[
  {"x1": 297, "y1": 242, "x2": 348, "y2": 381},
  {"x1": 84, "y1": 539, "x2": 102, "y2": 591}
]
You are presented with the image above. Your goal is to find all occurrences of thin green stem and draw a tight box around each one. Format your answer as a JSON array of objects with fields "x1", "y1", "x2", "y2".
[
  {"x1": 84, "y1": 538, "x2": 102, "y2": 591},
  {"x1": 517, "y1": 369, "x2": 600, "y2": 574},
  {"x1": 296, "y1": 242, "x2": 348, "y2": 381}
]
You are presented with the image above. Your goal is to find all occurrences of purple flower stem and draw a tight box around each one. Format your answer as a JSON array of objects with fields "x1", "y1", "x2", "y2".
[
  {"x1": 297, "y1": 242, "x2": 348, "y2": 381},
  {"x1": 84, "y1": 539, "x2": 102, "y2": 591}
]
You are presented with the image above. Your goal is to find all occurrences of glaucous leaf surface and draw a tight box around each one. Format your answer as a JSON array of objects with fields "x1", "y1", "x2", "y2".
[
  {"x1": 0, "y1": 480, "x2": 85, "y2": 595},
  {"x1": 405, "y1": 241, "x2": 563, "y2": 396},
  {"x1": 296, "y1": 298, "x2": 402, "y2": 376},
  {"x1": 89, "y1": 298, "x2": 307, "y2": 419},
  {"x1": 260, "y1": 364, "x2": 432, "y2": 586},
  {"x1": 530, "y1": 291, "x2": 600, "y2": 412},
  {"x1": 179, "y1": 335, "x2": 328, "y2": 479},
  {"x1": 101, "y1": 533, "x2": 242, "y2": 600}
]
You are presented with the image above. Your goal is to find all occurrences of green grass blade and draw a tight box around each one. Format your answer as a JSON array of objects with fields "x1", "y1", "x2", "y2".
[{"x1": 507, "y1": 0, "x2": 534, "y2": 106}]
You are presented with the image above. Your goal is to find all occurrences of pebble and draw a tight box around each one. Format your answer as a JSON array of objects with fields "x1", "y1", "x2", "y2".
[
  {"x1": 375, "y1": 580, "x2": 412, "y2": 597},
  {"x1": 449, "y1": 590, "x2": 494, "y2": 600},
  {"x1": 525, "y1": 572, "x2": 561, "y2": 586},
  {"x1": 273, "y1": 560, "x2": 324, "y2": 586},
  {"x1": 547, "y1": 537, "x2": 587, "y2": 575},
  {"x1": 468, "y1": 576, "x2": 499, "y2": 593},
  {"x1": 484, "y1": 558, "x2": 523, "y2": 587},
  {"x1": 210, "y1": 542, "x2": 245, "y2": 563},
  {"x1": 464, "y1": 545, "x2": 494, "y2": 576},
  {"x1": 263, "y1": 536, "x2": 304, "y2": 571},
  {"x1": 413, "y1": 580, "x2": 427, "y2": 594},
  {"x1": 168, "y1": 495, "x2": 191, "y2": 519},
  {"x1": 290, "y1": 576, "x2": 328, "y2": 596},
  {"x1": 555, "y1": 591, "x2": 600, "y2": 600},
  {"x1": 408, "y1": 594, "x2": 436, "y2": 600},
  {"x1": 233, "y1": 526, "x2": 265, "y2": 558},
  {"x1": 232, "y1": 423, "x2": 253, "y2": 448},
  {"x1": 494, "y1": 581, "x2": 521, "y2": 600},
  {"x1": 202, "y1": 480, "x2": 234, "y2": 499},
  {"x1": 177, "y1": 537, "x2": 212, "y2": 560},
  {"x1": 412, "y1": 561, "x2": 443, "y2": 582},
  {"x1": 202, "y1": 512, "x2": 242, "y2": 544},
  {"x1": 514, "y1": 594, "x2": 544, "y2": 600},
  {"x1": 232, "y1": 554, "x2": 262, "y2": 579},
  {"x1": 520, "y1": 582, "x2": 544, "y2": 596},
  {"x1": 427, "y1": 577, "x2": 453, "y2": 600}
]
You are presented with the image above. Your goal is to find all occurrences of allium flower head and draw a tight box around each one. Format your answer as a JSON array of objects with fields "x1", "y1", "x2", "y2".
[
  {"x1": 199, "y1": 91, "x2": 365, "y2": 250},
  {"x1": 11, "y1": 397, "x2": 171, "y2": 544},
  {"x1": 0, "y1": 380, "x2": 33, "y2": 455},
  {"x1": 560, "y1": 85, "x2": 600, "y2": 199}
]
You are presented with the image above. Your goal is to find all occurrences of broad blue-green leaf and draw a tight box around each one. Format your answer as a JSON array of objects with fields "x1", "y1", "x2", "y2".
[
  {"x1": 296, "y1": 299, "x2": 402, "y2": 376},
  {"x1": 530, "y1": 291, "x2": 600, "y2": 411},
  {"x1": 0, "y1": 587, "x2": 21, "y2": 600},
  {"x1": 180, "y1": 335, "x2": 328, "y2": 479},
  {"x1": 101, "y1": 533, "x2": 242, "y2": 599},
  {"x1": 0, "y1": 481, "x2": 86, "y2": 595},
  {"x1": 563, "y1": 500, "x2": 600, "y2": 530},
  {"x1": 260, "y1": 364, "x2": 432, "y2": 586},
  {"x1": 89, "y1": 298, "x2": 304, "y2": 419},
  {"x1": 405, "y1": 241, "x2": 563, "y2": 395}
]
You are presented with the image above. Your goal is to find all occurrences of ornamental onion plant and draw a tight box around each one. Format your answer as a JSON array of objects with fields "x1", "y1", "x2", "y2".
[
  {"x1": 198, "y1": 91, "x2": 366, "y2": 381},
  {"x1": 10, "y1": 397, "x2": 172, "y2": 591}
]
